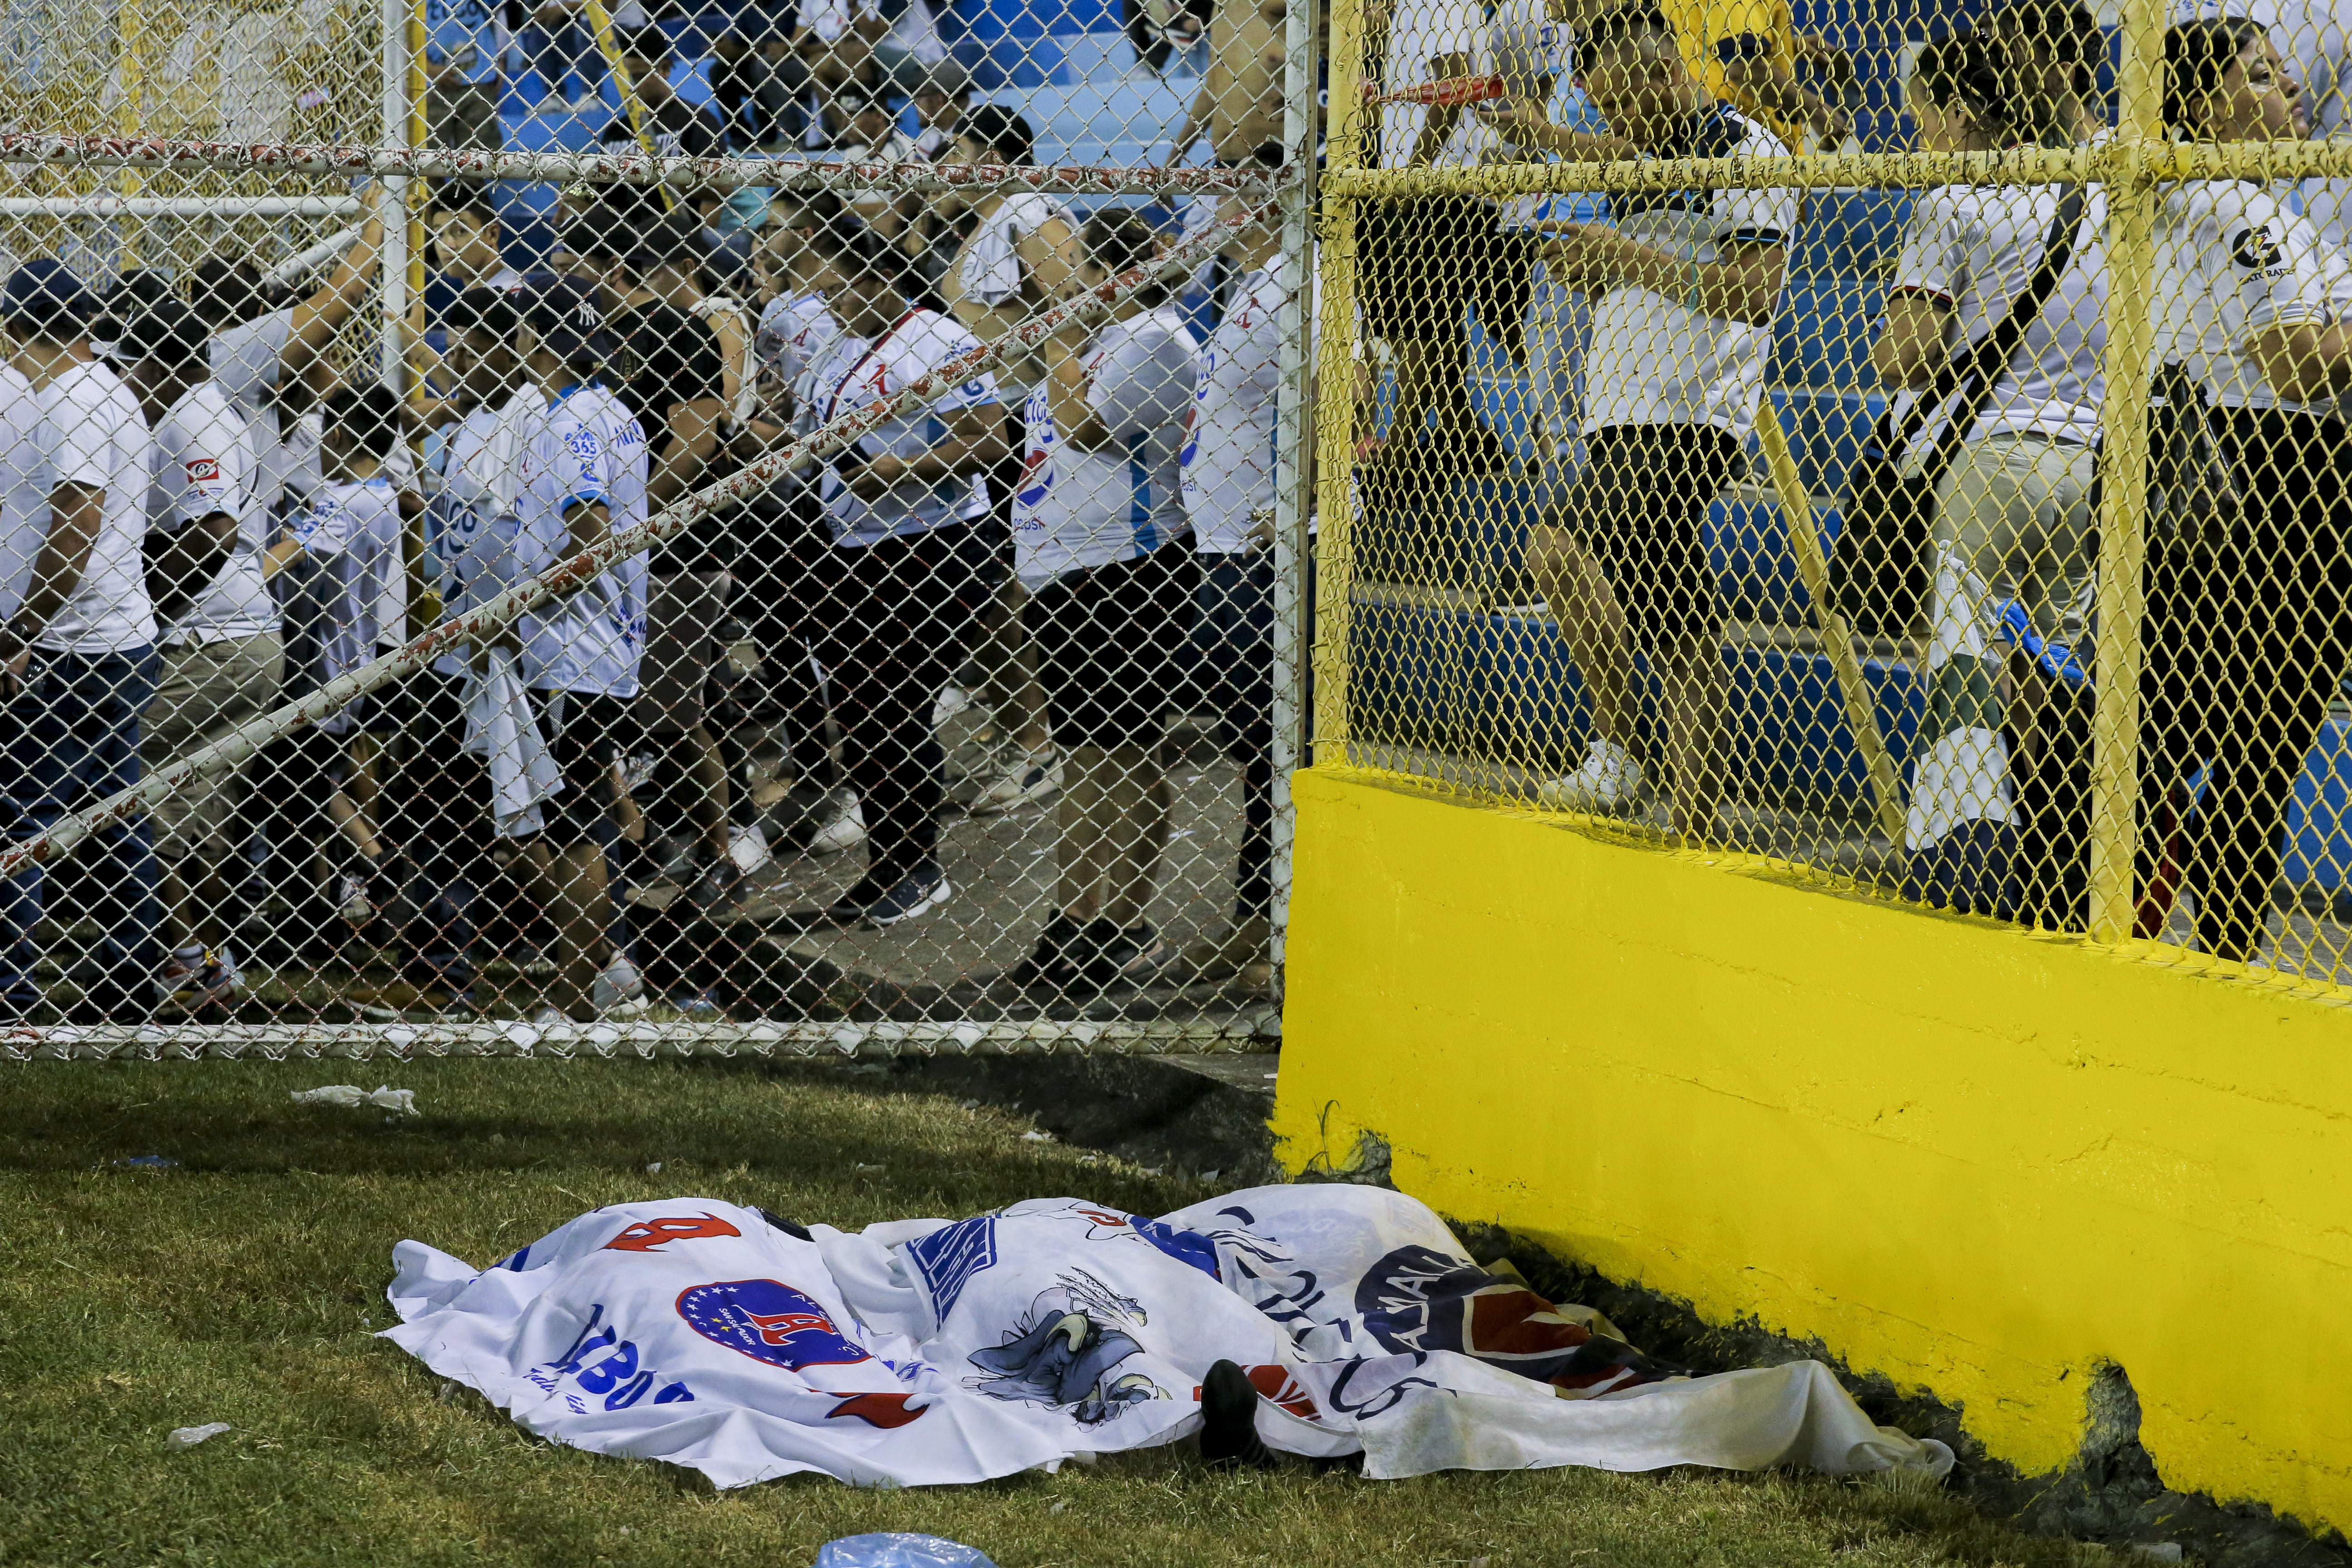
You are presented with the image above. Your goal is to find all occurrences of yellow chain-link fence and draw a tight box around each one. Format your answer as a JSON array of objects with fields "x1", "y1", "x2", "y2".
[{"x1": 1315, "y1": 0, "x2": 2352, "y2": 1000}]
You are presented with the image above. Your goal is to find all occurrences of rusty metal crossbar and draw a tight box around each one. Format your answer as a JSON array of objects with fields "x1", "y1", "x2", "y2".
[{"x1": 0, "y1": 131, "x2": 1284, "y2": 198}]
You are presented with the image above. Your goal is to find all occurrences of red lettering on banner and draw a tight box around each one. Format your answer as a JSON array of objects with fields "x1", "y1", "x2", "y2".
[
  {"x1": 826, "y1": 1392, "x2": 926, "y2": 1428},
  {"x1": 602, "y1": 1213, "x2": 744, "y2": 1252}
]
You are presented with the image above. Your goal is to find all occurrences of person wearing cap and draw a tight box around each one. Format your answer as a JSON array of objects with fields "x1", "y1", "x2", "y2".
[
  {"x1": 796, "y1": 229, "x2": 1007, "y2": 927},
  {"x1": 510, "y1": 279, "x2": 654, "y2": 1019},
  {"x1": 0, "y1": 260, "x2": 164, "y2": 1022},
  {"x1": 835, "y1": 79, "x2": 920, "y2": 240},
  {"x1": 909, "y1": 58, "x2": 974, "y2": 160},
  {"x1": 116, "y1": 295, "x2": 273, "y2": 1009}
]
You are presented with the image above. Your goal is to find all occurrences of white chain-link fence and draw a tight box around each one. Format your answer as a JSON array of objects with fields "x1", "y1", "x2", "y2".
[{"x1": 0, "y1": 0, "x2": 1319, "y2": 1058}]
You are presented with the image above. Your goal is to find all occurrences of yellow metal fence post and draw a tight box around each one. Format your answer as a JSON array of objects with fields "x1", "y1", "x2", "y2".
[
  {"x1": 1755, "y1": 406, "x2": 1906, "y2": 845},
  {"x1": 1311, "y1": 0, "x2": 1367, "y2": 768},
  {"x1": 2087, "y1": 0, "x2": 2168, "y2": 944}
]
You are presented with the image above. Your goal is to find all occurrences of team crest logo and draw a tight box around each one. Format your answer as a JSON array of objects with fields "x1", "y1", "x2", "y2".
[
  {"x1": 675, "y1": 1278, "x2": 872, "y2": 1370},
  {"x1": 185, "y1": 458, "x2": 220, "y2": 482},
  {"x1": 2232, "y1": 223, "x2": 2283, "y2": 270}
]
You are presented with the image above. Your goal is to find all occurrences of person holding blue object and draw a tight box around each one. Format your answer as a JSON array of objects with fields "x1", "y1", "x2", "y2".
[
  {"x1": 1871, "y1": 12, "x2": 2107, "y2": 924},
  {"x1": 0, "y1": 261, "x2": 162, "y2": 1022}
]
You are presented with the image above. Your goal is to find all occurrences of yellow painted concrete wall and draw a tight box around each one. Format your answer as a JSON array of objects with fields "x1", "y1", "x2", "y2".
[{"x1": 1274, "y1": 768, "x2": 2352, "y2": 1533}]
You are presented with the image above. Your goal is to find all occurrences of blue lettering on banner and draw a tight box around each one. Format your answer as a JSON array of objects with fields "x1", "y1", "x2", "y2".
[
  {"x1": 524, "y1": 1302, "x2": 697, "y2": 1409},
  {"x1": 904, "y1": 1216, "x2": 999, "y2": 1321}
]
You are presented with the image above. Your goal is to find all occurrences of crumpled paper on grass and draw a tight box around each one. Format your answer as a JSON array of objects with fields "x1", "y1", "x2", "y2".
[{"x1": 292, "y1": 1085, "x2": 418, "y2": 1115}]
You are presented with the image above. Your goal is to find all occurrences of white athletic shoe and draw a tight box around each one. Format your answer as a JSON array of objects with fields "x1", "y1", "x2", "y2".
[
  {"x1": 966, "y1": 745, "x2": 1063, "y2": 816},
  {"x1": 593, "y1": 954, "x2": 649, "y2": 1015},
  {"x1": 806, "y1": 790, "x2": 867, "y2": 855},
  {"x1": 1534, "y1": 740, "x2": 1647, "y2": 813}
]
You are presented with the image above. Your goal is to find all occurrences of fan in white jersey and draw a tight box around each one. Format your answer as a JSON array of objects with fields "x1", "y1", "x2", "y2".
[
  {"x1": 1523, "y1": 8, "x2": 1794, "y2": 843},
  {"x1": 0, "y1": 260, "x2": 164, "y2": 1022},
  {"x1": 1872, "y1": 26, "x2": 2111, "y2": 918},
  {"x1": 116, "y1": 295, "x2": 271, "y2": 1004},
  {"x1": 1176, "y1": 200, "x2": 1297, "y2": 989},
  {"x1": 253, "y1": 383, "x2": 408, "y2": 943},
  {"x1": 505, "y1": 279, "x2": 654, "y2": 1021},
  {"x1": 2141, "y1": 17, "x2": 2352, "y2": 963},
  {"x1": 796, "y1": 232, "x2": 1009, "y2": 931},
  {"x1": 1005, "y1": 211, "x2": 1203, "y2": 995}
]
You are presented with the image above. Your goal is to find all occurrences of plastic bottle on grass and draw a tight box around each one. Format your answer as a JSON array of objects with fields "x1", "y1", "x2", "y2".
[{"x1": 813, "y1": 1535, "x2": 998, "y2": 1568}]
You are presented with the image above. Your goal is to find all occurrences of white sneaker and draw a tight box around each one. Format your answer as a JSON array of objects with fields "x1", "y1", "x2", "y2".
[
  {"x1": 593, "y1": 954, "x2": 648, "y2": 1014},
  {"x1": 931, "y1": 684, "x2": 970, "y2": 728},
  {"x1": 336, "y1": 873, "x2": 373, "y2": 923},
  {"x1": 1534, "y1": 740, "x2": 1646, "y2": 813},
  {"x1": 807, "y1": 790, "x2": 867, "y2": 854},
  {"x1": 967, "y1": 746, "x2": 1063, "y2": 816}
]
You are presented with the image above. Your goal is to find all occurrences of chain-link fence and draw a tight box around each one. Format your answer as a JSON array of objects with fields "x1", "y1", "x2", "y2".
[
  {"x1": 1316, "y1": 0, "x2": 2352, "y2": 1001},
  {"x1": 0, "y1": 0, "x2": 1316, "y2": 1058}
]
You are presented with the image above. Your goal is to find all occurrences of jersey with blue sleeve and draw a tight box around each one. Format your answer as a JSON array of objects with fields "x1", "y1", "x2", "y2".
[
  {"x1": 285, "y1": 476, "x2": 402, "y2": 727},
  {"x1": 514, "y1": 382, "x2": 651, "y2": 698},
  {"x1": 1010, "y1": 305, "x2": 1198, "y2": 590}
]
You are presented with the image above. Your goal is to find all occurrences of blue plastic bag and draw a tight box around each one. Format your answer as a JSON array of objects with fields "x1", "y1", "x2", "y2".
[{"x1": 813, "y1": 1534, "x2": 999, "y2": 1568}]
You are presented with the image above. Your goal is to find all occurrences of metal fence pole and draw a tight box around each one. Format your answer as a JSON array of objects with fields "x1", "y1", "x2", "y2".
[
  {"x1": 1313, "y1": 0, "x2": 1366, "y2": 769},
  {"x1": 378, "y1": 0, "x2": 410, "y2": 390},
  {"x1": 2087, "y1": 0, "x2": 2167, "y2": 944},
  {"x1": 1266, "y1": 0, "x2": 1321, "y2": 995}
]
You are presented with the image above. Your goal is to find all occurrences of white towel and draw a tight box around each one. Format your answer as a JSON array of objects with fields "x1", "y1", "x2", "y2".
[{"x1": 461, "y1": 647, "x2": 564, "y2": 839}]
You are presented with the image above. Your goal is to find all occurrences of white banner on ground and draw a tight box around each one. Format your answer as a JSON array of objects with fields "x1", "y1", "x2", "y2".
[{"x1": 384, "y1": 1187, "x2": 1953, "y2": 1489}]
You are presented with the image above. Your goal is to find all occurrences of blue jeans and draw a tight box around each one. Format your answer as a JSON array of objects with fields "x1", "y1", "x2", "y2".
[
  {"x1": 1193, "y1": 553, "x2": 1275, "y2": 920},
  {"x1": 0, "y1": 647, "x2": 162, "y2": 1019}
]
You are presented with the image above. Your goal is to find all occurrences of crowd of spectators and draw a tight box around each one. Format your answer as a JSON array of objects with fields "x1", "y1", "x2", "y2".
[{"x1": 0, "y1": 0, "x2": 1301, "y2": 1023}]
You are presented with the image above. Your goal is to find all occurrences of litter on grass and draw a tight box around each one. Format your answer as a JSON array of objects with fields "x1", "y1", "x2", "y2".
[
  {"x1": 292, "y1": 1085, "x2": 419, "y2": 1115},
  {"x1": 167, "y1": 1423, "x2": 231, "y2": 1450},
  {"x1": 814, "y1": 1535, "x2": 999, "y2": 1567},
  {"x1": 381, "y1": 1186, "x2": 1956, "y2": 1491}
]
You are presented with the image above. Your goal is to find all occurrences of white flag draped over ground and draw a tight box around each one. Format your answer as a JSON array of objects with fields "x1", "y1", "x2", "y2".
[{"x1": 383, "y1": 1186, "x2": 1953, "y2": 1490}]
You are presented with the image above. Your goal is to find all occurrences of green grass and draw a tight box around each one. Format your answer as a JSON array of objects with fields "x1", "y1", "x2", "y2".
[{"x1": 1, "y1": 1059, "x2": 2122, "y2": 1568}]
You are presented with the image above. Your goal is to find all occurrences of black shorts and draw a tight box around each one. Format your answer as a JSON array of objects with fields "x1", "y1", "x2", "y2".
[
  {"x1": 1551, "y1": 424, "x2": 1743, "y2": 647},
  {"x1": 1024, "y1": 541, "x2": 1201, "y2": 748},
  {"x1": 528, "y1": 689, "x2": 643, "y2": 847},
  {"x1": 1359, "y1": 196, "x2": 1534, "y2": 350},
  {"x1": 353, "y1": 665, "x2": 421, "y2": 736}
]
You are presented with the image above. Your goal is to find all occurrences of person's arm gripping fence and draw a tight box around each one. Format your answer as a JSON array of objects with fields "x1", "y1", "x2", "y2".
[{"x1": 0, "y1": 200, "x2": 1279, "y2": 886}]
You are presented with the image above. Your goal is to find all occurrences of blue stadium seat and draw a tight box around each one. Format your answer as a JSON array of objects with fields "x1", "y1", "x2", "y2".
[
  {"x1": 1795, "y1": 189, "x2": 1911, "y2": 277},
  {"x1": 1769, "y1": 277, "x2": 1884, "y2": 388}
]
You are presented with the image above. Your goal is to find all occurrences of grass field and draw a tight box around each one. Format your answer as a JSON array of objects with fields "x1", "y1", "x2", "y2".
[{"x1": 3, "y1": 1058, "x2": 2125, "y2": 1568}]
